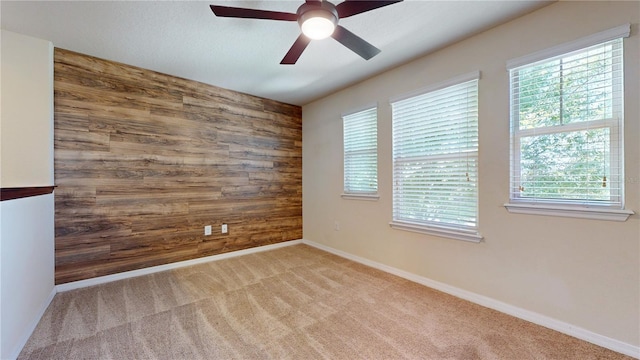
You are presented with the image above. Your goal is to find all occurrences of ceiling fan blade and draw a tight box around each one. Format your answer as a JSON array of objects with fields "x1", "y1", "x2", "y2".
[
  {"x1": 331, "y1": 25, "x2": 380, "y2": 60},
  {"x1": 281, "y1": 35, "x2": 312, "y2": 65},
  {"x1": 210, "y1": 5, "x2": 297, "y2": 21},
  {"x1": 335, "y1": 0, "x2": 403, "y2": 19}
]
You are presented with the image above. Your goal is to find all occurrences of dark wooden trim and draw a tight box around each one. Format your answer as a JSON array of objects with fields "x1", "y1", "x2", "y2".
[{"x1": 1, "y1": 186, "x2": 55, "y2": 201}]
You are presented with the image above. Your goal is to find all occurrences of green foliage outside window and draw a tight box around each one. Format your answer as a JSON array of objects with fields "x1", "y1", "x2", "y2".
[{"x1": 513, "y1": 40, "x2": 620, "y2": 202}]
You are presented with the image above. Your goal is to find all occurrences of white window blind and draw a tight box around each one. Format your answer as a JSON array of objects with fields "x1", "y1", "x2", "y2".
[
  {"x1": 391, "y1": 74, "x2": 479, "y2": 240},
  {"x1": 509, "y1": 37, "x2": 625, "y2": 209},
  {"x1": 343, "y1": 106, "x2": 378, "y2": 196}
]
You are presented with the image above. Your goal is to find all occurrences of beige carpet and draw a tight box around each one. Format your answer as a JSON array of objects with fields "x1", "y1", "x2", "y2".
[{"x1": 19, "y1": 244, "x2": 631, "y2": 359}]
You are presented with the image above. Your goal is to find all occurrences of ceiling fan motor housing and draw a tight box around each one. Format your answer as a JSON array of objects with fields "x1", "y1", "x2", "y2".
[{"x1": 297, "y1": 1, "x2": 339, "y2": 31}]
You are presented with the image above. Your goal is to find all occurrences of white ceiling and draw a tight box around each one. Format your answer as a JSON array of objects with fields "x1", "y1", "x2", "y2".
[{"x1": 1, "y1": 0, "x2": 553, "y2": 106}]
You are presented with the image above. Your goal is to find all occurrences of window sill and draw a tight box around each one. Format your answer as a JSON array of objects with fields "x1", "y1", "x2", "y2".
[
  {"x1": 504, "y1": 202, "x2": 634, "y2": 222},
  {"x1": 389, "y1": 220, "x2": 483, "y2": 243},
  {"x1": 341, "y1": 193, "x2": 380, "y2": 201}
]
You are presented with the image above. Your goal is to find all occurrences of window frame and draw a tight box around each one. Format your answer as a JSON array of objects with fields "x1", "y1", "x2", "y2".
[
  {"x1": 504, "y1": 24, "x2": 633, "y2": 221},
  {"x1": 389, "y1": 71, "x2": 482, "y2": 242},
  {"x1": 341, "y1": 104, "x2": 380, "y2": 201}
]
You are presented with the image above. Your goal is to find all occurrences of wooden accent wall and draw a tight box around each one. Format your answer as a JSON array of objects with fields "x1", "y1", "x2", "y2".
[{"x1": 54, "y1": 49, "x2": 302, "y2": 284}]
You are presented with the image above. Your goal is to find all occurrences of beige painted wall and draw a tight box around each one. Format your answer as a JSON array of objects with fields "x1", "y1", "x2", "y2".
[
  {"x1": 303, "y1": 1, "x2": 639, "y2": 349},
  {"x1": 1, "y1": 30, "x2": 54, "y2": 187}
]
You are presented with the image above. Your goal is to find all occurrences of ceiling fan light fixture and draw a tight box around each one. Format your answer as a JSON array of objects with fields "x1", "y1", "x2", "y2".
[
  {"x1": 301, "y1": 15, "x2": 336, "y2": 39},
  {"x1": 300, "y1": 10, "x2": 337, "y2": 40},
  {"x1": 297, "y1": 3, "x2": 338, "y2": 40}
]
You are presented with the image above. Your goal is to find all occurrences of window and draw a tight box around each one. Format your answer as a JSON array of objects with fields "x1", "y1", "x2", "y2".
[
  {"x1": 342, "y1": 106, "x2": 378, "y2": 200},
  {"x1": 506, "y1": 24, "x2": 633, "y2": 221},
  {"x1": 390, "y1": 72, "x2": 481, "y2": 242}
]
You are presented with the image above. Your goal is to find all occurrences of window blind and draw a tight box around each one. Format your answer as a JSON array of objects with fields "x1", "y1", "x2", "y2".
[
  {"x1": 391, "y1": 77, "x2": 479, "y2": 230},
  {"x1": 509, "y1": 38, "x2": 624, "y2": 207},
  {"x1": 343, "y1": 107, "x2": 378, "y2": 194}
]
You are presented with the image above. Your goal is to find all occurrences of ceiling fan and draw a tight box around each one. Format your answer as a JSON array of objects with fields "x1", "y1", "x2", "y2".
[{"x1": 210, "y1": 0, "x2": 403, "y2": 64}]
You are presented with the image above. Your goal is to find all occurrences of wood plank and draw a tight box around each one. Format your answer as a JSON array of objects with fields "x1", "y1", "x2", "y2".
[
  {"x1": 55, "y1": 244, "x2": 112, "y2": 266},
  {"x1": 54, "y1": 48, "x2": 302, "y2": 284}
]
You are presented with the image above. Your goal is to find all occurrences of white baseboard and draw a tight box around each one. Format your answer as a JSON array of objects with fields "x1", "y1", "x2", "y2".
[
  {"x1": 302, "y1": 239, "x2": 640, "y2": 359},
  {"x1": 8, "y1": 286, "x2": 57, "y2": 360},
  {"x1": 56, "y1": 240, "x2": 303, "y2": 292}
]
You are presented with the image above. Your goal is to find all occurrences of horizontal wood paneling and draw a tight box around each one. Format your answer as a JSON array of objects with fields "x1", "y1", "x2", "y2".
[{"x1": 54, "y1": 48, "x2": 302, "y2": 284}]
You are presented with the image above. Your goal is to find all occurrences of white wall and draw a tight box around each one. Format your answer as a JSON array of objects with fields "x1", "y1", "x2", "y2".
[
  {"x1": 0, "y1": 196, "x2": 55, "y2": 359},
  {"x1": 303, "y1": 1, "x2": 639, "y2": 354},
  {"x1": 0, "y1": 30, "x2": 55, "y2": 359}
]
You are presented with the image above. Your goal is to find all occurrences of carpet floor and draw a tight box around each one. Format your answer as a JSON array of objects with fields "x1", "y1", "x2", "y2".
[{"x1": 19, "y1": 244, "x2": 632, "y2": 359}]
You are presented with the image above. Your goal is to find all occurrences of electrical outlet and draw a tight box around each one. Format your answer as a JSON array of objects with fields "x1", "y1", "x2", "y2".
[
  {"x1": 204, "y1": 225, "x2": 212, "y2": 236},
  {"x1": 334, "y1": 221, "x2": 340, "y2": 231},
  {"x1": 221, "y1": 223, "x2": 228, "y2": 234}
]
